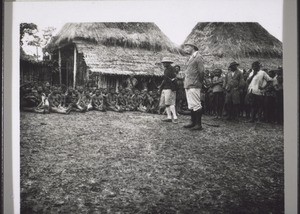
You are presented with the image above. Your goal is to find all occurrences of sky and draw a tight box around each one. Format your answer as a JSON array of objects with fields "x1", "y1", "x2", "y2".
[{"x1": 14, "y1": 0, "x2": 283, "y2": 48}]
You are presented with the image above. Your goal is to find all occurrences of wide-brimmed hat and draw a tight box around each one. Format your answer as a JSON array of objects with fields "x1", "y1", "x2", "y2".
[
  {"x1": 161, "y1": 57, "x2": 174, "y2": 63},
  {"x1": 183, "y1": 42, "x2": 199, "y2": 51},
  {"x1": 229, "y1": 61, "x2": 240, "y2": 68}
]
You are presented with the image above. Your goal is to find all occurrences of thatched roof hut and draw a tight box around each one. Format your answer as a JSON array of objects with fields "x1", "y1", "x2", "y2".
[
  {"x1": 47, "y1": 23, "x2": 182, "y2": 75},
  {"x1": 45, "y1": 22, "x2": 185, "y2": 90},
  {"x1": 182, "y1": 22, "x2": 282, "y2": 70}
]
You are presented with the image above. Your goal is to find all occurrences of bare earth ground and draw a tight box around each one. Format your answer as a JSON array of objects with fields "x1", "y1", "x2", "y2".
[{"x1": 20, "y1": 111, "x2": 284, "y2": 214}]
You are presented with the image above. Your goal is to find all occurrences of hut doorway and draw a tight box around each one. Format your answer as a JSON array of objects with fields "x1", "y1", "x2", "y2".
[{"x1": 61, "y1": 58, "x2": 74, "y2": 87}]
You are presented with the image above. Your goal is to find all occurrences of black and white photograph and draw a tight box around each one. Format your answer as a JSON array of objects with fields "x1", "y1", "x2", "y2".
[{"x1": 7, "y1": 0, "x2": 289, "y2": 213}]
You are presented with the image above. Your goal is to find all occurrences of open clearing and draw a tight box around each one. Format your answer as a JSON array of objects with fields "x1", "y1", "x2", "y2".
[{"x1": 20, "y1": 111, "x2": 284, "y2": 214}]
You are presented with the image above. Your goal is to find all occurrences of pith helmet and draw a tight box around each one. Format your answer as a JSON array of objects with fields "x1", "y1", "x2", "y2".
[
  {"x1": 184, "y1": 42, "x2": 199, "y2": 51},
  {"x1": 161, "y1": 57, "x2": 174, "y2": 63}
]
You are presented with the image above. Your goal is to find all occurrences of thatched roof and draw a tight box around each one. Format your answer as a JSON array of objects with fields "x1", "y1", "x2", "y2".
[
  {"x1": 46, "y1": 22, "x2": 184, "y2": 76},
  {"x1": 183, "y1": 22, "x2": 282, "y2": 70},
  {"x1": 47, "y1": 22, "x2": 180, "y2": 53},
  {"x1": 75, "y1": 41, "x2": 184, "y2": 76}
]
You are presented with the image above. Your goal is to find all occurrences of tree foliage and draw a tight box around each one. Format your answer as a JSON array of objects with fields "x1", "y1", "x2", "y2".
[
  {"x1": 20, "y1": 23, "x2": 56, "y2": 61},
  {"x1": 20, "y1": 23, "x2": 38, "y2": 46}
]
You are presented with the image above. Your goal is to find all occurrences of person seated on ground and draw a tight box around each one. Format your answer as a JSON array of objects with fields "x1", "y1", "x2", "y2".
[
  {"x1": 82, "y1": 89, "x2": 93, "y2": 111},
  {"x1": 43, "y1": 82, "x2": 52, "y2": 97},
  {"x1": 125, "y1": 90, "x2": 136, "y2": 111},
  {"x1": 48, "y1": 87, "x2": 71, "y2": 114},
  {"x1": 75, "y1": 86, "x2": 88, "y2": 112},
  {"x1": 23, "y1": 86, "x2": 50, "y2": 114},
  {"x1": 85, "y1": 85, "x2": 93, "y2": 97},
  {"x1": 20, "y1": 82, "x2": 35, "y2": 105},
  {"x1": 117, "y1": 89, "x2": 127, "y2": 111},
  {"x1": 130, "y1": 89, "x2": 140, "y2": 111},
  {"x1": 63, "y1": 86, "x2": 85, "y2": 112},
  {"x1": 106, "y1": 88, "x2": 123, "y2": 112},
  {"x1": 144, "y1": 90, "x2": 153, "y2": 113},
  {"x1": 101, "y1": 88, "x2": 109, "y2": 107},
  {"x1": 21, "y1": 83, "x2": 39, "y2": 109},
  {"x1": 92, "y1": 89, "x2": 106, "y2": 111},
  {"x1": 121, "y1": 90, "x2": 130, "y2": 111},
  {"x1": 152, "y1": 90, "x2": 162, "y2": 114},
  {"x1": 62, "y1": 86, "x2": 73, "y2": 107},
  {"x1": 137, "y1": 89, "x2": 148, "y2": 112},
  {"x1": 142, "y1": 90, "x2": 152, "y2": 113},
  {"x1": 147, "y1": 91, "x2": 157, "y2": 113},
  {"x1": 89, "y1": 86, "x2": 96, "y2": 96}
]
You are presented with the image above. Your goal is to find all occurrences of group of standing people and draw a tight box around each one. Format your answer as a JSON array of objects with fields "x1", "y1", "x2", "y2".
[
  {"x1": 159, "y1": 42, "x2": 284, "y2": 130},
  {"x1": 203, "y1": 62, "x2": 283, "y2": 124}
]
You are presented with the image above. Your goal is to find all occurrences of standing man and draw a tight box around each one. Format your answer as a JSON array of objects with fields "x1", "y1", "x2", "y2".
[
  {"x1": 212, "y1": 68, "x2": 225, "y2": 119},
  {"x1": 247, "y1": 61, "x2": 273, "y2": 123},
  {"x1": 182, "y1": 43, "x2": 205, "y2": 130},
  {"x1": 159, "y1": 57, "x2": 178, "y2": 123},
  {"x1": 223, "y1": 62, "x2": 243, "y2": 121}
]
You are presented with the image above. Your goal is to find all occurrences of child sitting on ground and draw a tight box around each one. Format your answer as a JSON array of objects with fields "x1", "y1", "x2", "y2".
[{"x1": 92, "y1": 89, "x2": 106, "y2": 112}]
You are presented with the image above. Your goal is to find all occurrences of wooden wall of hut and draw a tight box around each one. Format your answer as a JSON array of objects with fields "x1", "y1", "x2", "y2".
[
  {"x1": 20, "y1": 60, "x2": 53, "y2": 84},
  {"x1": 77, "y1": 53, "x2": 88, "y2": 86},
  {"x1": 59, "y1": 45, "x2": 74, "y2": 87},
  {"x1": 96, "y1": 75, "x2": 120, "y2": 91},
  {"x1": 56, "y1": 44, "x2": 87, "y2": 88},
  {"x1": 91, "y1": 73, "x2": 163, "y2": 92}
]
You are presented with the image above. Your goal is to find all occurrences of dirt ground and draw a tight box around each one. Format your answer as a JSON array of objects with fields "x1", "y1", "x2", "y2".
[{"x1": 20, "y1": 111, "x2": 284, "y2": 214}]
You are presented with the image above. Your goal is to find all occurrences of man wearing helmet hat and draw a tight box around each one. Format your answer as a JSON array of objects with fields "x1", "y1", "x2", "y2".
[
  {"x1": 182, "y1": 42, "x2": 205, "y2": 130},
  {"x1": 158, "y1": 57, "x2": 178, "y2": 123}
]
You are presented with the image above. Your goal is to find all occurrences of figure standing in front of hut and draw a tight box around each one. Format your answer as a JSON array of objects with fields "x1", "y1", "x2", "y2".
[
  {"x1": 223, "y1": 62, "x2": 243, "y2": 121},
  {"x1": 211, "y1": 69, "x2": 225, "y2": 119},
  {"x1": 158, "y1": 57, "x2": 178, "y2": 124},
  {"x1": 246, "y1": 61, "x2": 273, "y2": 123},
  {"x1": 182, "y1": 43, "x2": 205, "y2": 130}
]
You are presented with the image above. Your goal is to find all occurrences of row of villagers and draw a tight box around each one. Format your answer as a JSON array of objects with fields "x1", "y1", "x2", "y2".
[{"x1": 21, "y1": 22, "x2": 283, "y2": 91}]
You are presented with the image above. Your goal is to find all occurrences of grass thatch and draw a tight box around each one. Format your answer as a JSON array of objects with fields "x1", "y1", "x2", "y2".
[
  {"x1": 76, "y1": 41, "x2": 185, "y2": 76},
  {"x1": 45, "y1": 22, "x2": 185, "y2": 76},
  {"x1": 201, "y1": 55, "x2": 282, "y2": 71},
  {"x1": 47, "y1": 22, "x2": 180, "y2": 53},
  {"x1": 183, "y1": 22, "x2": 282, "y2": 70}
]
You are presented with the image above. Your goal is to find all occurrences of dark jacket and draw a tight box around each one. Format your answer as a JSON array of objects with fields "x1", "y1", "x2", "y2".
[
  {"x1": 223, "y1": 70, "x2": 243, "y2": 92},
  {"x1": 161, "y1": 66, "x2": 177, "y2": 91}
]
